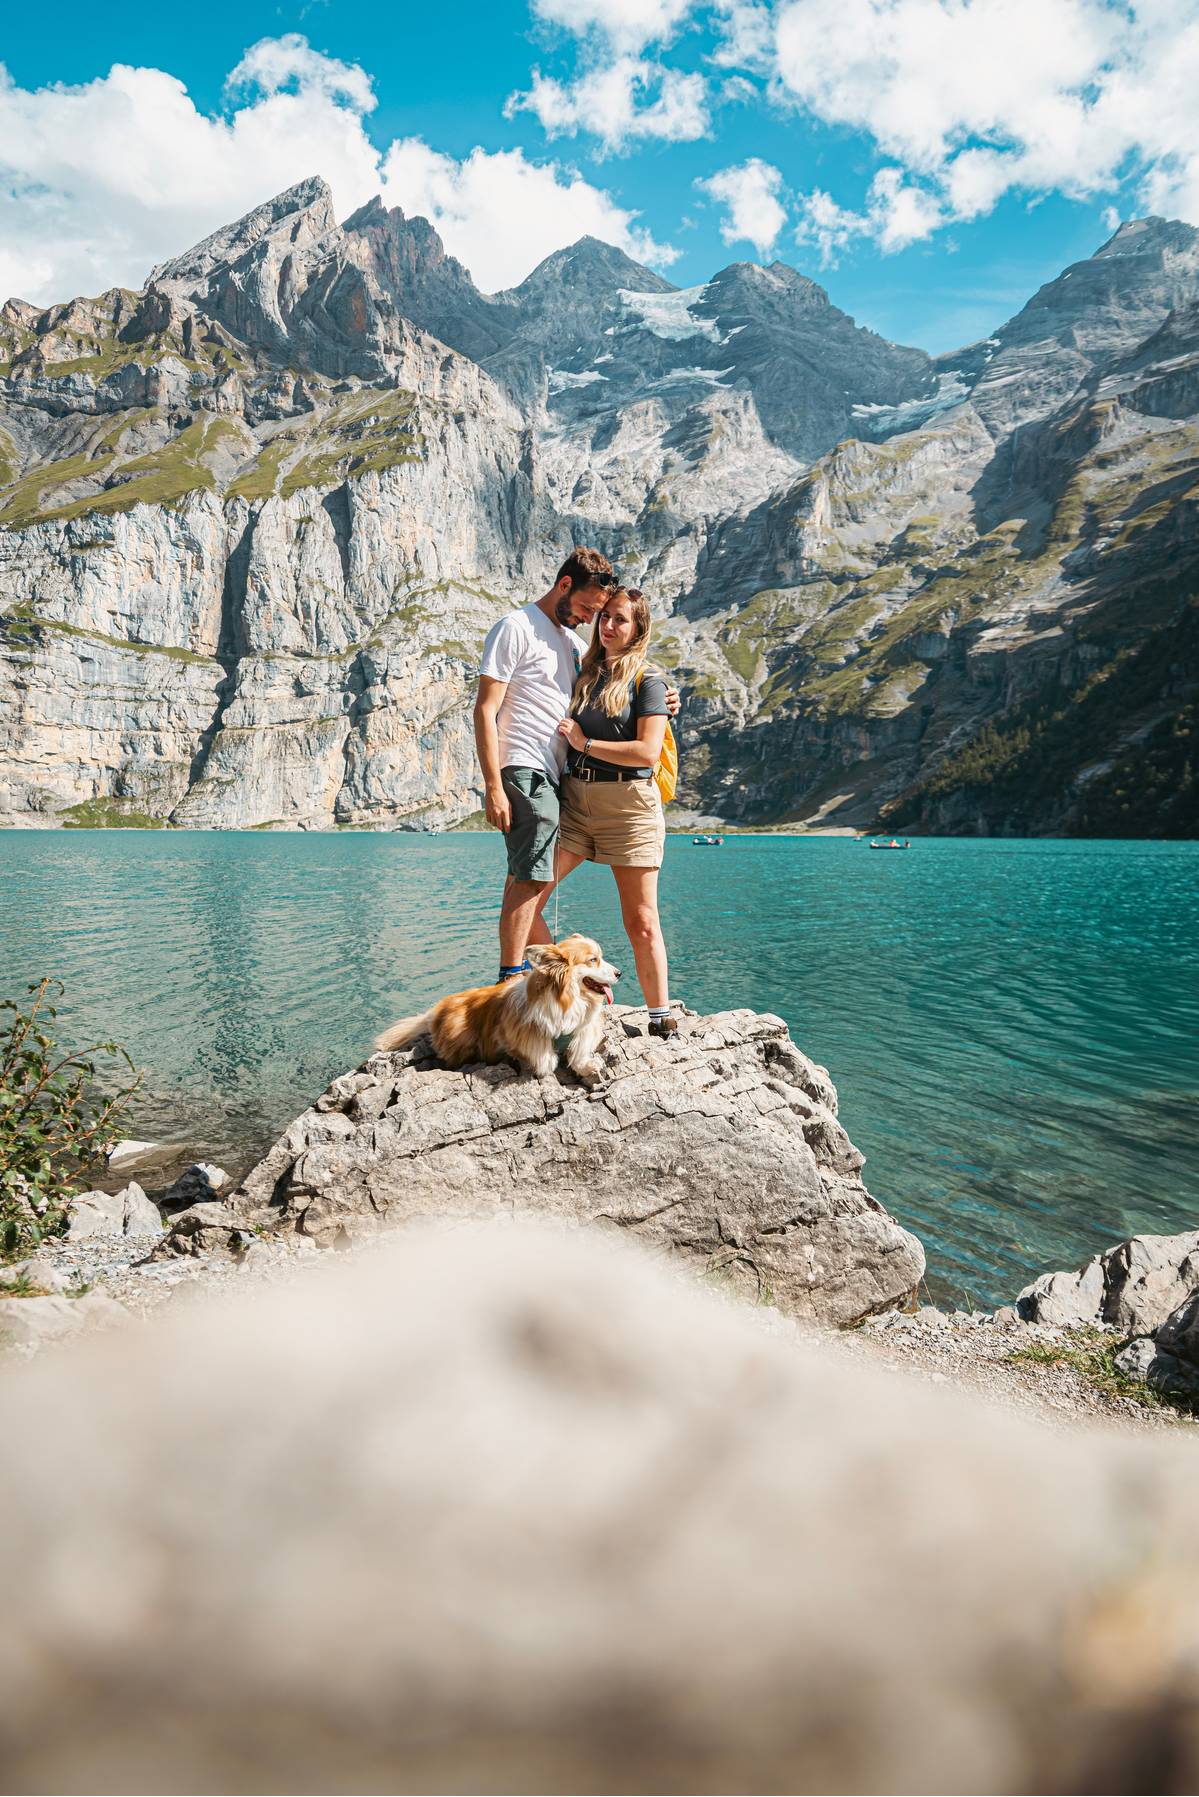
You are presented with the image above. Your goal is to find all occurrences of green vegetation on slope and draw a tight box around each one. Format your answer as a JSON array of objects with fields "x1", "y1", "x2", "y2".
[
  {"x1": 59, "y1": 797, "x2": 170, "y2": 829},
  {"x1": 1, "y1": 608, "x2": 217, "y2": 663},
  {"x1": 279, "y1": 391, "x2": 421, "y2": 494},
  {"x1": 882, "y1": 595, "x2": 1199, "y2": 836},
  {"x1": 0, "y1": 413, "x2": 244, "y2": 528}
]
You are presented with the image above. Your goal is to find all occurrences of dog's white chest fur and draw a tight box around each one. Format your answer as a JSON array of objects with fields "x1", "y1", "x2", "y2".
[{"x1": 502, "y1": 947, "x2": 617, "y2": 1084}]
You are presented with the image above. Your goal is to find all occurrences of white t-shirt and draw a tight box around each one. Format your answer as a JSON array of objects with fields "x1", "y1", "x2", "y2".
[{"x1": 480, "y1": 602, "x2": 587, "y2": 781}]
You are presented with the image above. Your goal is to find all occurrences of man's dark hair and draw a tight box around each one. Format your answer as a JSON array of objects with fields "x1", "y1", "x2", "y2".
[{"x1": 555, "y1": 546, "x2": 614, "y2": 592}]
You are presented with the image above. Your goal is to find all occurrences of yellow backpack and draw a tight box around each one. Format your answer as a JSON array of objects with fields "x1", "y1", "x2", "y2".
[{"x1": 638, "y1": 670, "x2": 678, "y2": 804}]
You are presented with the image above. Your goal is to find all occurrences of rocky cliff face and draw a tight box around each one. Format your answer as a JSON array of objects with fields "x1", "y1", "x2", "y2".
[{"x1": 1, "y1": 180, "x2": 1197, "y2": 832}]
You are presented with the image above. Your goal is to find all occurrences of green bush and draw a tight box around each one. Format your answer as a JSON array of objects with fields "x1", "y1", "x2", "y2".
[{"x1": 0, "y1": 978, "x2": 141, "y2": 1261}]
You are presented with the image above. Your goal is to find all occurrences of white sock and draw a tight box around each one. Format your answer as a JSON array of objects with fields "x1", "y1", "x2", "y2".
[{"x1": 648, "y1": 1005, "x2": 670, "y2": 1021}]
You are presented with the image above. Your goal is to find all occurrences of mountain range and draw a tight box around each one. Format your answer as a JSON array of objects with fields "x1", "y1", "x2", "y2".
[{"x1": 1, "y1": 175, "x2": 1196, "y2": 834}]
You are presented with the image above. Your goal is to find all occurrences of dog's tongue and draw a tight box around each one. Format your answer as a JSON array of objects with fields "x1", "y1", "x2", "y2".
[{"x1": 605, "y1": 985, "x2": 613, "y2": 1005}]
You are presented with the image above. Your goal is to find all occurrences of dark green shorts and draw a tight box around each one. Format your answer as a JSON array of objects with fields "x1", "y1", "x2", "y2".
[{"x1": 501, "y1": 766, "x2": 560, "y2": 883}]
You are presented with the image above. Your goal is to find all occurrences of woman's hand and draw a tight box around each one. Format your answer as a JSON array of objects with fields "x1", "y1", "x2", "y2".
[{"x1": 557, "y1": 718, "x2": 586, "y2": 751}]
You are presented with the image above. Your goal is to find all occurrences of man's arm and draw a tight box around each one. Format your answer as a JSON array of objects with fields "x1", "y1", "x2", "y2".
[{"x1": 474, "y1": 676, "x2": 511, "y2": 832}]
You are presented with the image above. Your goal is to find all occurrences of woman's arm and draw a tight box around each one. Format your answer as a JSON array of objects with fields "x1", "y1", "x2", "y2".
[{"x1": 557, "y1": 715, "x2": 667, "y2": 768}]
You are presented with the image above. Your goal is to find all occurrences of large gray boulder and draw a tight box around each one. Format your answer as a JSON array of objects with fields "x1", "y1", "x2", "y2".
[
  {"x1": 1, "y1": 1219, "x2": 1197, "y2": 1794},
  {"x1": 1016, "y1": 1229, "x2": 1199, "y2": 1334},
  {"x1": 165, "y1": 1007, "x2": 925, "y2": 1327}
]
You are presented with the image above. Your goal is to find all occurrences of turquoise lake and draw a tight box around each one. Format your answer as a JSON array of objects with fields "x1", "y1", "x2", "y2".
[{"x1": 1, "y1": 830, "x2": 1196, "y2": 1306}]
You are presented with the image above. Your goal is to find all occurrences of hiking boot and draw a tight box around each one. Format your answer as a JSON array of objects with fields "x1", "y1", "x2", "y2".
[{"x1": 647, "y1": 1014, "x2": 680, "y2": 1041}]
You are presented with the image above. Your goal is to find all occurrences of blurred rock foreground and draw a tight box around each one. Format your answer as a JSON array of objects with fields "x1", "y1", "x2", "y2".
[{"x1": 1, "y1": 1216, "x2": 1197, "y2": 1795}]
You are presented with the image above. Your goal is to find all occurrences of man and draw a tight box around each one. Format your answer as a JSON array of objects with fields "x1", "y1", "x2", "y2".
[{"x1": 474, "y1": 547, "x2": 677, "y2": 982}]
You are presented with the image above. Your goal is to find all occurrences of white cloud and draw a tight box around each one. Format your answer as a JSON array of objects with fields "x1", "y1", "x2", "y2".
[
  {"x1": 710, "y1": 2, "x2": 777, "y2": 71},
  {"x1": 528, "y1": 0, "x2": 697, "y2": 52},
  {"x1": 0, "y1": 37, "x2": 676, "y2": 307},
  {"x1": 772, "y1": 0, "x2": 1121, "y2": 175},
  {"x1": 379, "y1": 140, "x2": 677, "y2": 288},
  {"x1": 794, "y1": 188, "x2": 868, "y2": 264},
  {"x1": 507, "y1": 56, "x2": 709, "y2": 154},
  {"x1": 766, "y1": 0, "x2": 1199, "y2": 242},
  {"x1": 697, "y1": 158, "x2": 788, "y2": 254},
  {"x1": 867, "y1": 167, "x2": 944, "y2": 250},
  {"x1": 227, "y1": 33, "x2": 377, "y2": 112},
  {"x1": 792, "y1": 169, "x2": 943, "y2": 264}
]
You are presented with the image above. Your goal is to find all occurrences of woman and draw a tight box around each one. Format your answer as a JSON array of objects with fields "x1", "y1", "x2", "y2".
[{"x1": 553, "y1": 587, "x2": 678, "y2": 1041}]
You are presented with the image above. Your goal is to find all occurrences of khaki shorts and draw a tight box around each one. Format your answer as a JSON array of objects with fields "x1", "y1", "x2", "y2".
[{"x1": 559, "y1": 775, "x2": 665, "y2": 868}]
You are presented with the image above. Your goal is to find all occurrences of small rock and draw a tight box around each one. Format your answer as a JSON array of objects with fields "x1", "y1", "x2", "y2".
[
  {"x1": 1114, "y1": 1336, "x2": 1158, "y2": 1378},
  {"x1": 106, "y1": 1139, "x2": 161, "y2": 1170},
  {"x1": 237, "y1": 1240, "x2": 275, "y2": 1272},
  {"x1": 121, "y1": 1183, "x2": 164, "y2": 1235},
  {"x1": 1113, "y1": 1328, "x2": 1199, "y2": 1400},
  {"x1": 991, "y1": 1305, "x2": 1021, "y2": 1326},
  {"x1": 0, "y1": 1253, "x2": 68, "y2": 1296},
  {"x1": 67, "y1": 1183, "x2": 164, "y2": 1239},
  {"x1": 160, "y1": 1163, "x2": 229, "y2": 1213},
  {"x1": 67, "y1": 1189, "x2": 127, "y2": 1239},
  {"x1": 152, "y1": 1202, "x2": 253, "y2": 1259}
]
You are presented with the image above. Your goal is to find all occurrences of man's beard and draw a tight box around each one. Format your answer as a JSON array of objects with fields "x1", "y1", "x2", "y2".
[{"x1": 555, "y1": 594, "x2": 578, "y2": 626}]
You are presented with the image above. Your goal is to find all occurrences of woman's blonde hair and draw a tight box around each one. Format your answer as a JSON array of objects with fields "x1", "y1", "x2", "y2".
[{"x1": 572, "y1": 587, "x2": 652, "y2": 719}]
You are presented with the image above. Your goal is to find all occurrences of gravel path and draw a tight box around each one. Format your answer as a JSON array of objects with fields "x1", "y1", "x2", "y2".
[{"x1": 846, "y1": 1306, "x2": 1193, "y2": 1434}]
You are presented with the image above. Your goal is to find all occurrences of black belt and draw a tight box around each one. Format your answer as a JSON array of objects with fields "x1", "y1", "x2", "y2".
[{"x1": 566, "y1": 758, "x2": 648, "y2": 784}]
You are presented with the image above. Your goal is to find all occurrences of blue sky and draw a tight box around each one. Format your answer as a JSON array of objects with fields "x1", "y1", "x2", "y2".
[{"x1": 1, "y1": 0, "x2": 1194, "y2": 352}]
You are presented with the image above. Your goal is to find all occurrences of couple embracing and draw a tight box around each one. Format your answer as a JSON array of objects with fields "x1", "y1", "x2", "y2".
[{"x1": 473, "y1": 545, "x2": 680, "y2": 1041}]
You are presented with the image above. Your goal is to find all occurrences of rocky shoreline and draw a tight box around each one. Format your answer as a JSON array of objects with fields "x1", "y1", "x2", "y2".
[{"x1": 3, "y1": 1005, "x2": 1196, "y2": 1429}]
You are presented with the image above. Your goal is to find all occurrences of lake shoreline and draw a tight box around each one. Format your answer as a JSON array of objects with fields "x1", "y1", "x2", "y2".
[{"x1": 3, "y1": 830, "x2": 1196, "y2": 1310}]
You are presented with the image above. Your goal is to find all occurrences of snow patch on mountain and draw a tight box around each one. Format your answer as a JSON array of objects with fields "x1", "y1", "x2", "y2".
[
  {"x1": 547, "y1": 369, "x2": 608, "y2": 393},
  {"x1": 616, "y1": 287, "x2": 724, "y2": 344},
  {"x1": 851, "y1": 372, "x2": 970, "y2": 437},
  {"x1": 655, "y1": 367, "x2": 734, "y2": 386}
]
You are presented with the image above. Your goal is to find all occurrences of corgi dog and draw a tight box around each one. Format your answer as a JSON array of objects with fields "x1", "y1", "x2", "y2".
[{"x1": 373, "y1": 935, "x2": 621, "y2": 1083}]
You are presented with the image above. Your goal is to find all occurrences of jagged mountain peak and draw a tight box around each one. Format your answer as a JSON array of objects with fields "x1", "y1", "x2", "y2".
[
  {"x1": 945, "y1": 211, "x2": 1199, "y2": 434},
  {"x1": 343, "y1": 196, "x2": 480, "y2": 290},
  {"x1": 1096, "y1": 215, "x2": 1199, "y2": 259},
  {"x1": 149, "y1": 176, "x2": 337, "y2": 296},
  {"x1": 711, "y1": 259, "x2": 828, "y2": 300},
  {"x1": 502, "y1": 236, "x2": 675, "y2": 303},
  {"x1": 1013, "y1": 213, "x2": 1199, "y2": 324}
]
